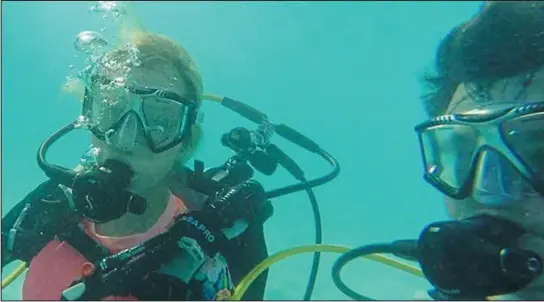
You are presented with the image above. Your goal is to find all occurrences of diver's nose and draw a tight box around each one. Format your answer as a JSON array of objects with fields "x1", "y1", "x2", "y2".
[{"x1": 105, "y1": 112, "x2": 141, "y2": 152}]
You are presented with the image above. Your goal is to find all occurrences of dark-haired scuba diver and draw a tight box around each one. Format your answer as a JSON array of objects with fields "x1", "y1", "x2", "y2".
[
  {"x1": 332, "y1": 1, "x2": 544, "y2": 300},
  {"x1": 1, "y1": 30, "x2": 339, "y2": 301}
]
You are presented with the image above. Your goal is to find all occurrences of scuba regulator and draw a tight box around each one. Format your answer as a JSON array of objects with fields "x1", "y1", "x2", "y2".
[
  {"x1": 331, "y1": 214, "x2": 543, "y2": 300},
  {"x1": 36, "y1": 95, "x2": 340, "y2": 300},
  {"x1": 37, "y1": 123, "x2": 147, "y2": 224}
]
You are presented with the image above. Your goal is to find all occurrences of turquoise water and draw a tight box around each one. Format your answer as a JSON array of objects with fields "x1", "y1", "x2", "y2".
[{"x1": 2, "y1": 1, "x2": 482, "y2": 300}]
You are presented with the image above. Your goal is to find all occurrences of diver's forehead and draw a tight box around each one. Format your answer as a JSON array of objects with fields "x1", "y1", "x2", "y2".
[
  {"x1": 447, "y1": 84, "x2": 522, "y2": 115},
  {"x1": 126, "y1": 66, "x2": 187, "y2": 94},
  {"x1": 94, "y1": 54, "x2": 187, "y2": 96},
  {"x1": 446, "y1": 68, "x2": 544, "y2": 115}
]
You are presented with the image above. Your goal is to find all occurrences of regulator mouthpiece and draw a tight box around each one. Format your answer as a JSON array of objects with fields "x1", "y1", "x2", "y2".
[
  {"x1": 418, "y1": 215, "x2": 543, "y2": 299},
  {"x1": 72, "y1": 159, "x2": 147, "y2": 223}
]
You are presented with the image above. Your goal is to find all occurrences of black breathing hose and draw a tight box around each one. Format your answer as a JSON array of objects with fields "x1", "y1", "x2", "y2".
[
  {"x1": 301, "y1": 180, "x2": 322, "y2": 301},
  {"x1": 264, "y1": 148, "x2": 339, "y2": 199},
  {"x1": 37, "y1": 122, "x2": 78, "y2": 187},
  {"x1": 331, "y1": 241, "x2": 420, "y2": 301},
  {"x1": 257, "y1": 144, "x2": 326, "y2": 300},
  {"x1": 256, "y1": 145, "x2": 335, "y2": 301}
]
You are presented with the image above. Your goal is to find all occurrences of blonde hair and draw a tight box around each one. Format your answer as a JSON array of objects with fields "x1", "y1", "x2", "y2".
[{"x1": 64, "y1": 18, "x2": 203, "y2": 165}]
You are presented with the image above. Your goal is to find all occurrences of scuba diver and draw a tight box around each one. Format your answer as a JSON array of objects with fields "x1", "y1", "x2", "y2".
[
  {"x1": 1, "y1": 29, "x2": 339, "y2": 301},
  {"x1": 331, "y1": 1, "x2": 544, "y2": 300}
]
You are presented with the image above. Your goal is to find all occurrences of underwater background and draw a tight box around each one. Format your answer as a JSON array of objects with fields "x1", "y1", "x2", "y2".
[{"x1": 2, "y1": 1, "x2": 482, "y2": 300}]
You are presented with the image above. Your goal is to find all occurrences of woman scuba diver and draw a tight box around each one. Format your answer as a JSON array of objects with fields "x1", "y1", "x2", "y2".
[{"x1": 1, "y1": 30, "x2": 272, "y2": 301}]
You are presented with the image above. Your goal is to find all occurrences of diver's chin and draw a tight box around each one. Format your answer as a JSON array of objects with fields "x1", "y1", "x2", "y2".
[
  {"x1": 128, "y1": 174, "x2": 169, "y2": 196},
  {"x1": 126, "y1": 176, "x2": 150, "y2": 195}
]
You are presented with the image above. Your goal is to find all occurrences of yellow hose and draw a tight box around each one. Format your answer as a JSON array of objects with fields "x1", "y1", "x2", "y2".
[
  {"x1": 230, "y1": 244, "x2": 424, "y2": 300},
  {"x1": 1, "y1": 262, "x2": 27, "y2": 289},
  {"x1": 202, "y1": 93, "x2": 224, "y2": 103}
]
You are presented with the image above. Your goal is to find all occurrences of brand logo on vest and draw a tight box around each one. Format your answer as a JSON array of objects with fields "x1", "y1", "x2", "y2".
[{"x1": 181, "y1": 215, "x2": 216, "y2": 243}]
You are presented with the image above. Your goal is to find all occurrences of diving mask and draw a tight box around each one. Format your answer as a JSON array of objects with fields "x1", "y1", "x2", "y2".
[
  {"x1": 415, "y1": 102, "x2": 544, "y2": 205},
  {"x1": 82, "y1": 77, "x2": 198, "y2": 153}
]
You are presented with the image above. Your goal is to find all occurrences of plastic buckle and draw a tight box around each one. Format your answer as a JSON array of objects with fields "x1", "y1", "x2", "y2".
[{"x1": 7, "y1": 203, "x2": 31, "y2": 252}]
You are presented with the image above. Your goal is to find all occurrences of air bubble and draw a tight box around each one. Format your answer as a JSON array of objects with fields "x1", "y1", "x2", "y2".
[
  {"x1": 77, "y1": 65, "x2": 94, "y2": 85},
  {"x1": 89, "y1": 1, "x2": 127, "y2": 18},
  {"x1": 74, "y1": 31, "x2": 109, "y2": 56},
  {"x1": 113, "y1": 77, "x2": 126, "y2": 87},
  {"x1": 80, "y1": 145, "x2": 100, "y2": 169},
  {"x1": 75, "y1": 115, "x2": 91, "y2": 129}
]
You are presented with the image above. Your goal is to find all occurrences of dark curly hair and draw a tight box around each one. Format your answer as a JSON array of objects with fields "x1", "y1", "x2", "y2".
[{"x1": 421, "y1": 1, "x2": 544, "y2": 117}]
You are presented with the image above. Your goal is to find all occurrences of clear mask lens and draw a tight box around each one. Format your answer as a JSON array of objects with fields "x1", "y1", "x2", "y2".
[
  {"x1": 502, "y1": 112, "x2": 544, "y2": 178},
  {"x1": 420, "y1": 124, "x2": 478, "y2": 192},
  {"x1": 418, "y1": 104, "x2": 544, "y2": 204},
  {"x1": 473, "y1": 149, "x2": 538, "y2": 206},
  {"x1": 87, "y1": 84, "x2": 187, "y2": 151}
]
